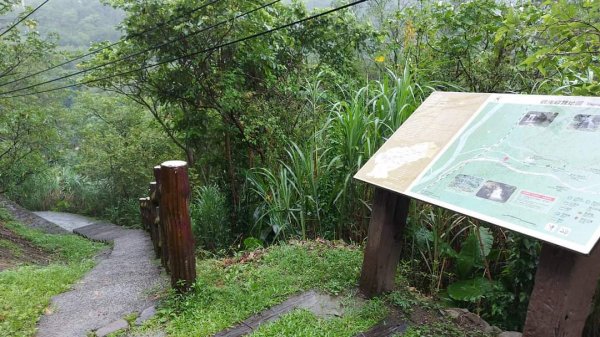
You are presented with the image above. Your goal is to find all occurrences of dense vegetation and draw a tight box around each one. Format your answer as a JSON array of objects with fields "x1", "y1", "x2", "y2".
[{"x1": 0, "y1": 0, "x2": 598, "y2": 332}]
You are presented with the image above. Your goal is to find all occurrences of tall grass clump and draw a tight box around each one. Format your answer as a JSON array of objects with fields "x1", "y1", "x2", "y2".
[
  {"x1": 8, "y1": 166, "x2": 143, "y2": 227},
  {"x1": 8, "y1": 167, "x2": 107, "y2": 214},
  {"x1": 247, "y1": 67, "x2": 426, "y2": 242},
  {"x1": 190, "y1": 185, "x2": 230, "y2": 251}
]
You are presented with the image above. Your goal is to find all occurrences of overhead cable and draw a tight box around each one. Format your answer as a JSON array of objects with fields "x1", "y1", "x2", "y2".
[
  {"x1": 0, "y1": 0, "x2": 281, "y2": 95},
  {"x1": 0, "y1": 0, "x2": 51, "y2": 39},
  {"x1": 0, "y1": 0, "x2": 369, "y2": 99},
  {"x1": 0, "y1": 0, "x2": 221, "y2": 88}
]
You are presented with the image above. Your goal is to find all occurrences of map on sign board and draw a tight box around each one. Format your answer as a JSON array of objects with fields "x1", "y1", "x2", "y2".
[{"x1": 406, "y1": 94, "x2": 600, "y2": 254}]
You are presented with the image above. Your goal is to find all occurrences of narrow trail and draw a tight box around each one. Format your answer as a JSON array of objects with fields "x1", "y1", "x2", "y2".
[{"x1": 34, "y1": 212, "x2": 167, "y2": 337}]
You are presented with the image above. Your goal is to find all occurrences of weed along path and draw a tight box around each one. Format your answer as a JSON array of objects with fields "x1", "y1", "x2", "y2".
[{"x1": 34, "y1": 212, "x2": 167, "y2": 337}]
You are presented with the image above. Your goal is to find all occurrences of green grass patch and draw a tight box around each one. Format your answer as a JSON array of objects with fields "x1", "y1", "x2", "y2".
[
  {"x1": 0, "y1": 208, "x2": 13, "y2": 222},
  {"x1": 249, "y1": 301, "x2": 386, "y2": 337},
  {"x1": 403, "y1": 322, "x2": 491, "y2": 337},
  {"x1": 132, "y1": 240, "x2": 497, "y2": 336},
  {"x1": 153, "y1": 242, "x2": 386, "y2": 337},
  {"x1": 0, "y1": 220, "x2": 106, "y2": 337},
  {"x1": 0, "y1": 238, "x2": 23, "y2": 257},
  {"x1": 4, "y1": 221, "x2": 106, "y2": 264}
]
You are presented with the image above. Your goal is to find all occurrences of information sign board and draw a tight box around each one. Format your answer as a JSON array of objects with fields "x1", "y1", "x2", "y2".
[{"x1": 355, "y1": 93, "x2": 600, "y2": 254}]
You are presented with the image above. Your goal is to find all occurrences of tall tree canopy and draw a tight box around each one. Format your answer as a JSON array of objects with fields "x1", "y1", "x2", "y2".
[
  {"x1": 0, "y1": 1, "x2": 64, "y2": 193},
  {"x1": 83, "y1": 0, "x2": 374, "y2": 208}
]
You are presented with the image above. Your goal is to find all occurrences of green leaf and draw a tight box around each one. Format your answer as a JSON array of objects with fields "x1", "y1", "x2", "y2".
[
  {"x1": 243, "y1": 237, "x2": 264, "y2": 251},
  {"x1": 477, "y1": 227, "x2": 494, "y2": 258},
  {"x1": 447, "y1": 277, "x2": 493, "y2": 302},
  {"x1": 455, "y1": 233, "x2": 479, "y2": 278}
]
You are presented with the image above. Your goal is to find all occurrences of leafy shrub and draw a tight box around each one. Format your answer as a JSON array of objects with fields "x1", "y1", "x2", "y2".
[
  {"x1": 247, "y1": 68, "x2": 426, "y2": 242},
  {"x1": 190, "y1": 185, "x2": 230, "y2": 251},
  {"x1": 102, "y1": 198, "x2": 141, "y2": 228},
  {"x1": 404, "y1": 205, "x2": 540, "y2": 331}
]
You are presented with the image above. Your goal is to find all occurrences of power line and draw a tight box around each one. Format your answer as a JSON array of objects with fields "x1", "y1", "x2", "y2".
[
  {"x1": 0, "y1": 0, "x2": 282, "y2": 96},
  {"x1": 2, "y1": 0, "x2": 283, "y2": 95},
  {"x1": 0, "y1": 0, "x2": 369, "y2": 100},
  {"x1": 0, "y1": 0, "x2": 221, "y2": 88},
  {"x1": 0, "y1": 0, "x2": 50, "y2": 39}
]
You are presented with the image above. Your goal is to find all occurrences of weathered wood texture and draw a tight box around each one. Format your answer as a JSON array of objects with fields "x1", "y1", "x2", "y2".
[
  {"x1": 139, "y1": 197, "x2": 150, "y2": 232},
  {"x1": 523, "y1": 243, "x2": 600, "y2": 337},
  {"x1": 154, "y1": 165, "x2": 169, "y2": 274},
  {"x1": 158, "y1": 160, "x2": 196, "y2": 292},
  {"x1": 359, "y1": 187, "x2": 411, "y2": 298},
  {"x1": 148, "y1": 182, "x2": 161, "y2": 258}
]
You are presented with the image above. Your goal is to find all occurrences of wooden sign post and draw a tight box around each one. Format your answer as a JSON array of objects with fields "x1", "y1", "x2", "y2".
[
  {"x1": 523, "y1": 243, "x2": 600, "y2": 336},
  {"x1": 355, "y1": 92, "x2": 600, "y2": 336},
  {"x1": 359, "y1": 188, "x2": 410, "y2": 297}
]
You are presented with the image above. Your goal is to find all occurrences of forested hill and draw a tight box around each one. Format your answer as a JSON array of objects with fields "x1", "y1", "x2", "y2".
[
  {"x1": 302, "y1": 0, "x2": 333, "y2": 8},
  {"x1": 6, "y1": 0, "x2": 123, "y2": 49},
  {"x1": 5, "y1": 0, "x2": 332, "y2": 49}
]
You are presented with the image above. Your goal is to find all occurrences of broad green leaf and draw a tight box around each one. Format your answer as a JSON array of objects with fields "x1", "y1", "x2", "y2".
[
  {"x1": 477, "y1": 227, "x2": 494, "y2": 258},
  {"x1": 447, "y1": 277, "x2": 493, "y2": 302}
]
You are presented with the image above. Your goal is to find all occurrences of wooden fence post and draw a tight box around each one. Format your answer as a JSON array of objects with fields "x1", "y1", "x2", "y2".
[
  {"x1": 139, "y1": 197, "x2": 150, "y2": 231},
  {"x1": 359, "y1": 187, "x2": 411, "y2": 298},
  {"x1": 159, "y1": 160, "x2": 196, "y2": 292},
  {"x1": 148, "y1": 182, "x2": 161, "y2": 258},
  {"x1": 154, "y1": 165, "x2": 169, "y2": 274}
]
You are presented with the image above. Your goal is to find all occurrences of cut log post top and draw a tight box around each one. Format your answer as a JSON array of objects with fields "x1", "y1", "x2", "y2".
[
  {"x1": 162, "y1": 160, "x2": 188, "y2": 168},
  {"x1": 159, "y1": 161, "x2": 191, "y2": 200}
]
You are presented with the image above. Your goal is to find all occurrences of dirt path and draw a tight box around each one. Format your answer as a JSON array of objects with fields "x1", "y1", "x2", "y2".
[{"x1": 34, "y1": 212, "x2": 167, "y2": 337}]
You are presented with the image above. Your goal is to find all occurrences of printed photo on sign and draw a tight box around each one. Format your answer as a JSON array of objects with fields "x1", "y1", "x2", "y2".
[
  {"x1": 569, "y1": 114, "x2": 600, "y2": 132},
  {"x1": 519, "y1": 111, "x2": 558, "y2": 127},
  {"x1": 449, "y1": 174, "x2": 484, "y2": 193},
  {"x1": 476, "y1": 181, "x2": 517, "y2": 203}
]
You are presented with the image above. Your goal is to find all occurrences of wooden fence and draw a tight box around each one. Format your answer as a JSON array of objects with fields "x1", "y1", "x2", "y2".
[{"x1": 139, "y1": 160, "x2": 196, "y2": 293}]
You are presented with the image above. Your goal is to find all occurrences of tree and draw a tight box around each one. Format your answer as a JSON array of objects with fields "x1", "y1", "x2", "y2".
[
  {"x1": 521, "y1": 0, "x2": 599, "y2": 95},
  {"x1": 83, "y1": 0, "x2": 375, "y2": 224},
  {"x1": 0, "y1": 3, "x2": 64, "y2": 193}
]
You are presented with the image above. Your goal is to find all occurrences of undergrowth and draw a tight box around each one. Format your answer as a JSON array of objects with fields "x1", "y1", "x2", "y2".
[
  {"x1": 129, "y1": 241, "x2": 495, "y2": 337},
  {"x1": 248, "y1": 305, "x2": 385, "y2": 337},
  {"x1": 137, "y1": 241, "x2": 384, "y2": 337}
]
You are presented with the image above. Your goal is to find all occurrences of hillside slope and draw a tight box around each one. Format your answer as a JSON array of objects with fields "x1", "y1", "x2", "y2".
[{"x1": 0, "y1": 205, "x2": 106, "y2": 336}]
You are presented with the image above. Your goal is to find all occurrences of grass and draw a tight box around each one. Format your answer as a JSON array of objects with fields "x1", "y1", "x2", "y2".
[
  {"x1": 249, "y1": 304, "x2": 385, "y2": 337},
  {"x1": 144, "y1": 241, "x2": 384, "y2": 337},
  {"x1": 0, "y1": 220, "x2": 106, "y2": 337},
  {"x1": 402, "y1": 322, "x2": 489, "y2": 337},
  {"x1": 121, "y1": 239, "x2": 498, "y2": 337},
  {"x1": 4, "y1": 221, "x2": 106, "y2": 264},
  {"x1": 0, "y1": 238, "x2": 23, "y2": 257}
]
